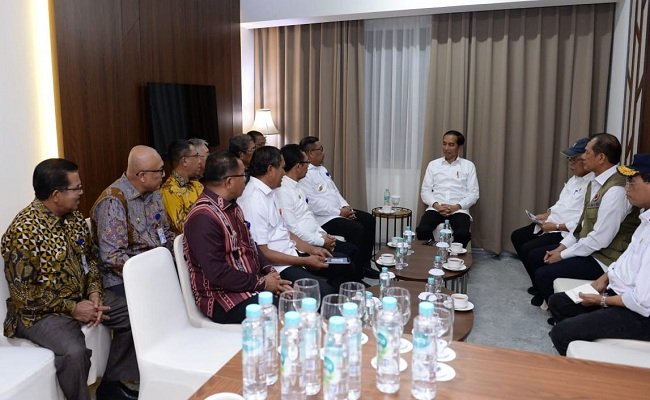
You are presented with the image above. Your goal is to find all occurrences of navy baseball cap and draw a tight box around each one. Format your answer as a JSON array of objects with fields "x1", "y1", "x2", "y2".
[
  {"x1": 618, "y1": 154, "x2": 650, "y2": 176},
  {"x1": 561, "y1": 137, "x2": 590, "y2": 157}
]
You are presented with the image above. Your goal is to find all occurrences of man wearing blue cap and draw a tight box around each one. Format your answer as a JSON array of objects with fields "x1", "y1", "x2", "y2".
[
  {"x1": 548, "y1": 153, "x2": 650, "y2": 355},
  {"x1": 511, "y1": 137, "x2": 594, "y2": 297}
]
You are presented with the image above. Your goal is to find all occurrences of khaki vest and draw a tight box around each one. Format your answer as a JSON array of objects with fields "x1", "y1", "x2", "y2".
[{"x1": 573, "y1": 173, "x2": 640, "y2": 266}]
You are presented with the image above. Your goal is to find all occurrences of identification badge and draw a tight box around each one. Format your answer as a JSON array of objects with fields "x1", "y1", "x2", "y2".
[
  {"x1": 157, "y1": 227, "x2": 167, "y2": 244},
  {"x1": 81, "y1": 254, "x2": 89, "y2": 274}
]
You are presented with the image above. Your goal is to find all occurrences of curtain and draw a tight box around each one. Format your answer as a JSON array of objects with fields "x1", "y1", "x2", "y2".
[
  {"x1": 254, "y1": 21, "x2": 367, "y2": 208},
  {"x1": 364, "y1": 16, "x2": 432, "y2": 215},
  {"x1": 465, "y1": 5, "x2": 614, "y2": 252}
]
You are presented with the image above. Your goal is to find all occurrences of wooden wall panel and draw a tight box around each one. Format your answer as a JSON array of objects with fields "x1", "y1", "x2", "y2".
[{"x1": 53, "y1": 0, "x2": 242, "y2": 215}]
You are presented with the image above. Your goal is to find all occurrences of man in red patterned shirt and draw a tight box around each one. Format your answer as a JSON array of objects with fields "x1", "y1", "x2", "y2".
[{"x1": 183, "y1": 151, "x2": 292, "y2": 323}]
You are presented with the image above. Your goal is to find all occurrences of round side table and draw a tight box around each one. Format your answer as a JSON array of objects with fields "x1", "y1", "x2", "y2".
[{"x1": 371, "y1": 206, "x2": 412, "y2": 255}]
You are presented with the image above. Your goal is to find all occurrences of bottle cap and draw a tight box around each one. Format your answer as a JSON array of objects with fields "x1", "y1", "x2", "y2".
[
  {"x1": 427, "y1": 277, "x2": 434, "y2": 284},
  {"x1": 301, "y1": 297, "x2": 317, "y2": 312},
  {"x1": 365, "y1": 291, "x2": 373, "y2": 299},
  {"x1": 434, "y1": 255, "x2": 441, "y2": 262},
  {"x1": 246, "y1": 304, "x2": 262, "y2": 319},
  {"x1": 258, "y1": 291, "x2": 273, "y2": 305},
  {"x1": 284, "y1": 311, "x2": 301, "y2": 327},
  {"x1": 342, "y1": 302, "x2": 359, "y2": 317},
  {"x1": 419, "y1": 301, "x2": 434, "y2": 317},
  {"x1": 382, "y1": 267, "x2": 388, "y2": 273},
  {"x1": 328, "y1": 315, "x2": 346, "y2": 333},
  {"x1": 430, "y1": 269, "x2": 445, "y2": 277},
  {"x1": 382, "y1": 296, "x2": 397, "y2": 311}
]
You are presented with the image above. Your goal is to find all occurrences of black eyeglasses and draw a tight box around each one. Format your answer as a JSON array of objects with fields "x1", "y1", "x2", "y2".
[
  {"x1": 57, "y1": 186, "x2": 83, "y2": 193},
  {"x1": 225, "y1": 174, "x2": 247, "y2": 179},
  {"x1": 138, "y1": 168, "x2": 165, "y2": 175},
  {"x1": 184, "y1": 152, "x2": 201, "y2": 159}
]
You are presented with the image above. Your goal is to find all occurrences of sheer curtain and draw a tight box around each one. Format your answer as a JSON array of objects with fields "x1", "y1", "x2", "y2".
[{"x1": 364, "y1": 16, "x2": 432, "y2": 215}]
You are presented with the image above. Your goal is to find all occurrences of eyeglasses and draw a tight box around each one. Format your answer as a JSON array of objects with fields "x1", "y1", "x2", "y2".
[
  {"x1": 138, "y1": 168, "x2": 165, "y2": 176},
  {"x1": 567, "y1": 157, "x2": 581, "y2": 163},
  {"x1": 225, "y1": 174, "x2": 247, "y2": 179},
  {"x1": 309, "y1": 146, "x2": 324, "y2": 153},
  {"x1": 184, "y1": 152, "x2": 201, "y2": 159},
  {"x1": 57, "y1": 186, "x2": 83, "y2": 193},
  {"x1": 245, "y1": 147, "x2": 256, "y2": 154}
]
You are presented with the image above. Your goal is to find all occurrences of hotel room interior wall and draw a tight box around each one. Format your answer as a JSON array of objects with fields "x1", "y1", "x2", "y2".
[
  {"x1": 53, "y1": 0, "x2": 242, "y2": 216},
  {"x1": 0, "y1": 1, "x2": 57, "y2": 232}
]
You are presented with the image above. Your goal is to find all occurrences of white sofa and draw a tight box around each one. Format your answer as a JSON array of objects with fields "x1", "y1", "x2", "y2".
[{"x1": 554, "y1": 278, "x2": 650, "y2": 368}]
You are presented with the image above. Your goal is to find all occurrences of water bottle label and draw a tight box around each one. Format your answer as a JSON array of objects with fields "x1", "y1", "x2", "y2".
[
  {"x1": 280, "y1": 342, "x2": 299, "y2": 374},
  {"x1": 243, "y1": 336, "x2": 262, "y2": 353},
  {"x1": 377, "y1": 331, "x2": 391, "y2": 358},
  {"x1": 323, "y1": 353, "x2": 341, "y2": 385},
  {"x1": 413, "y1": 332, "x2": 432, "y2": 349}
]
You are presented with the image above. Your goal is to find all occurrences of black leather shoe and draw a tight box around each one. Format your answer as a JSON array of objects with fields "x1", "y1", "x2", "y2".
[
  {"x1": 527, "y1": 286, "x2": 539, "y2": 295},
  {"x1": 96, "y1": 381, "x2": 139, "y2": 400},
  {"x1": 530, "y1": 294, "x2": 544, "y2": 307},
  {"x1": 547, "y1": 317, "x2": 556, "y2": 326}
]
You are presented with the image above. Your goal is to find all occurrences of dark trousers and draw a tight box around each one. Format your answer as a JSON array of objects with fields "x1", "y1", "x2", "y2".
[
  {"x1": 415, "y1": 210, "x2": 471, "y2": 246},
  {"x1": 511, "y1": 223, "x2": 563, "y2": 282},
  {"x1": 528, "y1": 245, "x2": 605, "y2": 302},
  {"x1": 16, "y1": 290, "x2": 139, "y2": 400},
  {"x1": 322, "y1": 210, "x2": 375, "y2": 269},
  {"x1": 548, "y1": 292, "x2": 650, "y2": 355},
  {"x1": 210, "y1": 294, "x2": 262, "y2": 324}
]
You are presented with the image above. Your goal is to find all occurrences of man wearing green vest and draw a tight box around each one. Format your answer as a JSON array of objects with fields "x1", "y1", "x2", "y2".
[{"x1": 528, "y1": 133, "x2": 640, "y2": 305}]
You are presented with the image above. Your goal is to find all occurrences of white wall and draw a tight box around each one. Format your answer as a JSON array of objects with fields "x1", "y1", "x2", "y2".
[{"x1": 0, "y1": 0, "x2": 58, "y2": 232}]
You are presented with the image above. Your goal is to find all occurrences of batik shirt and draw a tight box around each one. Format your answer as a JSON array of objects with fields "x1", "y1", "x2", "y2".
[
  {"x1": 2, "y1": 200, "x2": 103, "y2": 337},
  {"x1": 161, "y1": 170, "x2": 204, "y2": 233}
]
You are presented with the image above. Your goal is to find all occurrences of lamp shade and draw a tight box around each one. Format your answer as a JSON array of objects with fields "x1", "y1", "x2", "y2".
[{"x1": 250, "y1": 109, "x2": 279, "y2": 135}]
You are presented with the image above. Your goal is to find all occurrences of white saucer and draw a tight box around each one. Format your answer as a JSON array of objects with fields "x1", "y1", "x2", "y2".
[
  {"x1": 203, "y1": 393, "x2": 244, "y2": 400},
  {"x1": 387, "y1": 242, "x2": 398, "y2": 248},
  {"x1": 454, "y1": 301, "x2": 474, "y2": 312},
  {"x1": 378, "y1": 209, "x2": 396, "y2": 214},
  {"x1": 370, "y1": 356, "x2": 408, "y2": 372},
  {"x1": 443, "y1": 263, "x2": 467, "y2": 272},
  {"x1": 361, "y1": 332, "x2": 369, "y2": 345},
  {"x1": 436, "y1": 362, "x2": 456, "y2": 381},
  {"x1": 448, "y1": 248, "x2": 468, "y2": 255},
  {"x1": 437, "y1": 345, "x2": 457, "y2": 362},
  {"x1": 418, "y1": 292, "x2": 432, "y2": 300},
  {"x1": 376, "y1": 259, "x2": 396, "y2": 267},
  {"x1": 400, "y1": 338, "x2": 413, "y2": 353}
]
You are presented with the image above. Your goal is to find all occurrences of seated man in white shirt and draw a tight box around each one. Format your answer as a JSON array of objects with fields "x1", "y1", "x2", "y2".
[
  {"x1": 548, "y1": 153, "x2": 650, "y2": 355},
  {"x1": 298, "y1": 136, "x2": 377, "y2": 278},
  {"x1": 238, "y1": 146, "x2": 345, "y2": 296},
  {"x1": 416, "y1": 130, "x2": 479, "y2": 246},
  {"x1": 275, "y1": 144, "x2": 364, "y2": 283},
  {"x1": 511, "y1": 137, "x2": 594, "y2": 295},
  {"x1": 527, "y1": 133, "x2": 640, "y2": 306}
]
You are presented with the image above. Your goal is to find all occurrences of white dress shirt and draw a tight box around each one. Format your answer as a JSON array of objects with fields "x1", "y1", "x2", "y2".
[
  {"x1": 300, "y1": 164, "x2": 349, "y2": 225},
  {"x1": 543, "y1": 172, "x2": 594, "y2": 237},
  {"x1": 607, "y1": 209, "x2": 650, "y2": 317},
  {"x1": 420, "y1": 156, "x2": 480, "y2": 217},
  {"x1": 237, "y1": 177, "x2": 297, "y2": 272},
  {"x1": 275, "y1": 175, "x2": 328, "y2": 246},
  {"x1": 560, "y1": 165, "x2": 632, "y2": 268}
]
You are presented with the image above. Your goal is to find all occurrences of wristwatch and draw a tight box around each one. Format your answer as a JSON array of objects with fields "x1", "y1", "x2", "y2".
[{"x1": 600, "y1": 294, "x2": 608, "y2": 308}]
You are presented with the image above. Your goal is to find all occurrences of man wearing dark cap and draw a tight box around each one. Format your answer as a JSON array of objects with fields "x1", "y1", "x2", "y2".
[
  {"x1": 511, "y1": 137, "x2": 594, "y2": 297},
  {"x1": 527, "y1": 133, "x2": 640, "y2": 305},
  {"x1": 548, "y1": 154, "x2": 650, "y2": 355}
]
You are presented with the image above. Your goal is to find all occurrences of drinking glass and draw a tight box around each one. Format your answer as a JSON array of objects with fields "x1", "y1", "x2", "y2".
[
  {"x1": 321, "y1": 294, "x2": 348, "y2": 331},
  {"x1": 390, "y1": 195, "x2": 400, "y2": 208},
  {"x1": 278, "y1": 290, "x2": 306, "y2": 325},
  {"x1": 431, "y1": 303, "x2": 454, "y2": 359},
  {"x1": 293, "y1": 278, "x2": 321, "y2": 309},
  {"x1": 339, "y1": 282, "x2": 366, "y2": 318},
  {"x1": 384, "y1": 287, "x2": 410, "y2": 327},
  {"x1": 395, "y1": 240, "x2": 409, "y2": 270}
]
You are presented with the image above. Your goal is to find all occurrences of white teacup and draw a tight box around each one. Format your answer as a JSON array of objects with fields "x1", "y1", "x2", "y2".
[
  {"x1": 379, "y1": 253, "x2": 395, "y2": 264},
  {"x1": 447, "y1": 257, "x2": 465, "y2": 270},
  {"x1": 390, "y1": 195, "x2": 400, "y2": 205},
  {"x1": 382, "y1": 205, "x2": 392, "y2": 213},
  {"x1": 450, "y1": 242, "x2": 464, "y2": 253},
  {"x1": 452, "y1": 293, "x2": 469, "y2": 309}
]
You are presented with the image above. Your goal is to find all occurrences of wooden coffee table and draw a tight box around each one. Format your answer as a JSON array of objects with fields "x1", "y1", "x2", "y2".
[
  {"x1": 374, "y1": 240, "x2": 473, "y2": 293},
  {"x1": 368, "y1": 280, "x2": 474, "y2": 341}
]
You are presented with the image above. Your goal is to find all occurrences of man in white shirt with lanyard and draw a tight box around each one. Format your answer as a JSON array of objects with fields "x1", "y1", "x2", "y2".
[
  {"x1": 416, "y1": 130, "x2": 479, "y2": 247},
  {"x1": 275, "y1": 144, "x2": 364, "y2": 283},
  {"x1": 527, "y1": 133, "x2": 640, "y2": 306},
  {"x1": 548, "y1": 153, "x2": 650, "y2": 355},
  {"x1": 299, "y1": 136, "x2": 378, "y2": 278},
  {"x1": 238, "y1": 146, "x2": 347, "y2": 297},
  {"x1": 511, "y1": 137, "x2": 594, "y2": 296}
]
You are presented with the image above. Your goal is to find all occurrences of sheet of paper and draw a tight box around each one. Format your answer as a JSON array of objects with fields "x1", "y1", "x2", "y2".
[{"x1": 565, "y1": 282, "x2": 599, "y2": 303}]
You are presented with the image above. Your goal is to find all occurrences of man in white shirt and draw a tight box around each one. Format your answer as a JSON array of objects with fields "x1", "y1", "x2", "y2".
[
  {"x1": 416, "y1": 130, "x2": 479, "y2": 246},
  {"x1": 528, "y1": 133, "x2": 640, "y2": 305},
  {"x1": 511, "y1": 137, "x2": 594, "y2": 295},
  {"x1": 299, "y1": 136, "x2": 377, "y2": 278},
  {"x1": 548, "y1": 153, "x2": 650, "y2": 355},
  {"x1": 237, "y1": 146, "x2": 344, "y2": 296},
  {"x1": 275, "y1": 144, "x2": 364, "y2": 283}
]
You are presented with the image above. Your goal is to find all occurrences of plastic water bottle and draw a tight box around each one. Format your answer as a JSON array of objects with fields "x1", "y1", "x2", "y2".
[
  {"x1": 258, "y1": 291, "x2": 278, "y2": 385},
  {"x1": 379, "y1": 267, "x2": 392, "y2": 298},
  {"x1": 429, "y1": 269, "x2": 445, "y2": 293},
  {"x1": 424, "y1": 277, "x2": 435, "y2": 294},
  {"x1": 375, "y1": 296, "x2": 402, "y2": 394},
  {"x1": 342, "y1": 303, "x2": 362, "y2": 400},
  {"x1": 363, "y1": 291, "x2": 375, "y2": 328},
  {"x1": 411, "y1": 302, "x2": 438, "y2": 400},
  {"x1": 433, "y1": 255, "x2": 443, "y2": 270},
  {"x1": 383, "y1": 188, "x2": 391, "y2": 208},
  {"x1": 281, "y1": 311, "x2": 305, "y2": 399},
  {"x1": 323, "y1": 315, "x2": 348, "y2": 400},
  {"x1": 404, "y1": 225, "x2": 415, "y2": 253},
  {"x1": 443, "y1": 219, "x2": 454, "y2": 245},
  {"x1": 242, "y1": 304, "x2": 267, "y2": 400},
  {"x1": 300, "y1": 297, "x2": 321, "y2": 395}
]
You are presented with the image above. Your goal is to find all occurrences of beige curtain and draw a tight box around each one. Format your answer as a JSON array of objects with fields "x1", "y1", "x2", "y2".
[
  {"x1": 254, "y1": 21, "x2": 367, "y2": 207},
  {"x1": 422, "y1": 4, "x2": 614, "y2": 253}
]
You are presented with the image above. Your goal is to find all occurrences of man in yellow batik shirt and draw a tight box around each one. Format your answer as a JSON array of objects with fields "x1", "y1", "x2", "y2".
[{"x1": 161, "y1": 139, "x2": 205, "y2": 233}]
